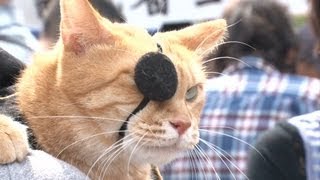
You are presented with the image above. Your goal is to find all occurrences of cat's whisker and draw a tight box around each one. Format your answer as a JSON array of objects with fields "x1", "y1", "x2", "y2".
[
  {"x1": 189, "y1": 147, "x2": 206, "y2": 179},
  {"x1": 99, "y1": 144, "x2": 127, "y2": 179},
  {"x1": 28, "y1": 115, "x2": 127, "y2": 122},
  {"x1": 204, "y1": 144, "x2": 234, "y2": 180},
  {"x1": 0, "y1": 93, "x2": 17, "y2": 100},
  {"x1": 195, "y1": 144, "x2": 220, "y2": 180},
  {"x1": 56, "y1": 130, "x2": 128, "y2": 158},
  {"x1": 196, "y1": 145, "x2": 220, "y2": 180},
  {"x1": 214, "y1": 41, "x2": 256, "y2": 51},
  {"x1": 101, "y1": 136, "x2": 138, "y2": 179},
  {"x1": 106, "y1": 139, "x2": 140, "y2": 179},
  {"x1": 199, "y1": 129, "x2": 265, "y2": 160},
  {"x1": 188, "y1": 150, "x2": 199, "y2": 179},
  {"x1": 200, "y1": 138, "x2": 249, "y2": 180},
  {"x1": 194, "y1": 27, "x2": 226, "y2": 56},
  {"x1": 195, "y1": 19, "x2": 244, "y2": 59},
  {"x1": 202, "y1": 56, "x2": 252, "y2": 68},
  {"x1": 100, "y1": 130, "x2": 143, "y2": 178},
  {"x1": 187, "y1": 150, "x2": 197, "y2": 179},
  {"x1": 86, "y1": 134, "x2": 134, "y2": 180},
  {"x1": 194, "y1": 18, "x2": 233, "y2": 56},
  {"x1": 131, "y1": 136, "x2": 155, "y2": 144},
  {"x1": 199, "y1": 125, "x2": 238, "y2": 131},
  {"x1": 199, "y1": 138, "x2": 237, "y2": 180},
  {"x1": 182, "y1": 98, "x2": 210, "y2": 178},
  {"x1": 99, "y1": 146, "x2": 129, "y2": 179},
  {"x1": 226, "y1": 18, "x2": 242, "y2": 29},
  {"x1": 126, "y1": 132, "x2": 148, "y2": 175},
  {"x1": 98, "y1": 141, "x2": 131, "y2": 179},
  {"x1": 204, "y1": 71, "x2": 230, "y2": 78}
]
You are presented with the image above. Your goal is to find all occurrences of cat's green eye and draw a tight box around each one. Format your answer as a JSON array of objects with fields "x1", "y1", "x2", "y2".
[{"x1": 186, "y1": 86, "x2": 198, "y2": 102}]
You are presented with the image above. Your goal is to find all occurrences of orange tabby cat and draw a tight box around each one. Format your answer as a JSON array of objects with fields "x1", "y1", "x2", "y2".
[{"x1": 0, "y1": 0, "x2": 226, "y2": 179}]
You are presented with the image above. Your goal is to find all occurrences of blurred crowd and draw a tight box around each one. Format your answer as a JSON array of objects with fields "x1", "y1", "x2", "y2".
[{"x1": 0, "y1": 0, "x2": 320, "y2": 179}]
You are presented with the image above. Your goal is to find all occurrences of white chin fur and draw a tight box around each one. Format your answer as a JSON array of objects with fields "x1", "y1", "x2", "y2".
[
  {"x1": 124, "y1": 122, "x2": 199, "y2": 166},
  {"x1": 128, "y1": 146, "x2": 183, "y2": 166},
  {"x1": 125, "y1": 136, "x2": 198, "y2": 166}
]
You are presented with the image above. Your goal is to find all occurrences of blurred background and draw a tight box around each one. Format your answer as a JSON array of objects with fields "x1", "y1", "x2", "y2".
[
  {"x1": 2, "y1": 0, "x2": 317, "y2": 81},
  {"x1": 12, "y1": 0, "x2": 309, "y2": 36}
]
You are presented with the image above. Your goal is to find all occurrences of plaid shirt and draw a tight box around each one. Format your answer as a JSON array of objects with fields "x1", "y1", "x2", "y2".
[{"x1": 161, "y1": 56, "x2": 320, "y2": 180}]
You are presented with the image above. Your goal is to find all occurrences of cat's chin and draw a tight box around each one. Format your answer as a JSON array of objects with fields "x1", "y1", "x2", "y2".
[
  {"x1": 127, "y1": 141, "x2": 196, "y2": 166},
  {"x1": 123, "y1": 127, "x2": 200, "y2": 166}
]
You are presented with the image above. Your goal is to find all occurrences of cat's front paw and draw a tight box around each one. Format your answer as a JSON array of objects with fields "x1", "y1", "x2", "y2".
[{"x1": 0, "y1": 114, "x2": 30, "y2": 164}]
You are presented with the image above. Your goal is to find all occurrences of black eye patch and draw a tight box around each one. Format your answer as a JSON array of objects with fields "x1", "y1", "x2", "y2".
[{"x1": 134, "y1": 52, "x2": 178, "y2": 101}]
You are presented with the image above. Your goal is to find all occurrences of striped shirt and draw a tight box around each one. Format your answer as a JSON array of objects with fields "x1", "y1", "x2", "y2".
[{"x1": 161, "y1": 56, "x2": 320, "y2": 180}]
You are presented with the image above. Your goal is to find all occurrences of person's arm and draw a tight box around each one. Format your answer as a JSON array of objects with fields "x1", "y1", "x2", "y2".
[
  {"x1": 0, "y1": 150, "x2": 88, "y2": 180},
  {"x1": 247, "y1": 121, "x2": 306, "y2": 180}
]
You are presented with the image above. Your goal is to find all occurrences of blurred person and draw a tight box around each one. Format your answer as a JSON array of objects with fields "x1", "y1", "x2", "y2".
[
  {"x1": 35, "y1": 0, "x2": 125, "y2": 50},
  {"x1": 161, "y1": 0, "x2": 320, "y2": 179},
  {"x1": 247, "y1": 0, "x2": 320, "y2": 179},
  {"x1": 295, "y1": 23, "x2": 320, "y2": 79},
  {"x1": 310, "y1": 0, "x2": 320, "y2": 39},
  {"x1": 0, "y1": 0, "x2": 38, "y2": 63}
]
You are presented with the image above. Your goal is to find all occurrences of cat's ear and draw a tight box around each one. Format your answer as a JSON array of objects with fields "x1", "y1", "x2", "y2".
[
  {"x1": 60, "y1": 0, "x2": 112, "y2": 53},
  {"x1": 171, "y1": 19, "x2": 227, "y2": 56}
]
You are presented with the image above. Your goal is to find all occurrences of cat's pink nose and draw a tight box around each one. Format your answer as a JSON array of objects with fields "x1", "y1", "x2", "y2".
[{"x1": 170, "y1": 119, "x2": 191, "y2": 135}]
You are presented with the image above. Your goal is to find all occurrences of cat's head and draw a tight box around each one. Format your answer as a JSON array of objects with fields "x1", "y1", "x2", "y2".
[{"x1": 19, "y1": 0, "x2": 226, "y2": 167}]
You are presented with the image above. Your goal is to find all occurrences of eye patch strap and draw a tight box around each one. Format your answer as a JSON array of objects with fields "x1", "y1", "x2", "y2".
[
  {"x1": 118, "y1": 44, "x2": 178, "y2": 139},
  {"x1": 119, "y1": 97, "x2": 149, "y2": 138}
]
